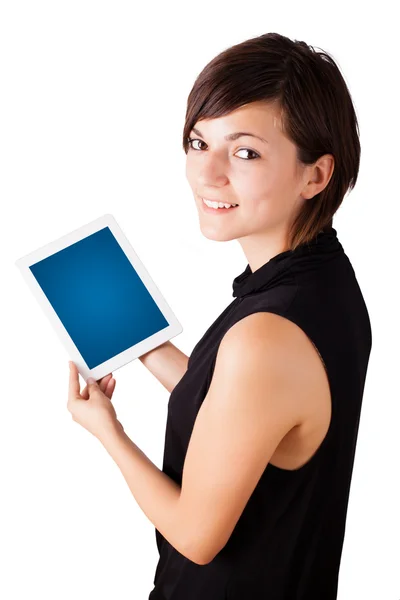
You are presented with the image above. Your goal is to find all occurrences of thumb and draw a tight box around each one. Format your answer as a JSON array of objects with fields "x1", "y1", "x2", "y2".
[{"x1": 86, "y1": 376, "x2": 99, "y2": 389}]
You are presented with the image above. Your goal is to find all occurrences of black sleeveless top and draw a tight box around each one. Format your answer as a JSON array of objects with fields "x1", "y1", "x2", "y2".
[{"x1": 148, "y1": 226, "x2": 372, "y2": 600}]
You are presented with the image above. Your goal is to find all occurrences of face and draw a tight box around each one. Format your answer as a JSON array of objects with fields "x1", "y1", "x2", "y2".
[{"x1": 185, "y1": 101, "x2": 330, "y2": 271}]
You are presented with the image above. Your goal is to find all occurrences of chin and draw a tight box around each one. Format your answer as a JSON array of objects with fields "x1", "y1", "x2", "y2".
[{"x1": 198, "y1": 225, "x2": 238, "y2": 242}]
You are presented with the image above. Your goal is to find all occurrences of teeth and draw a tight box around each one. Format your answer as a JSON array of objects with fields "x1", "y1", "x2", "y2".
[{"x1": 203, "y1": 198, "x2": 238, "y2": 209}]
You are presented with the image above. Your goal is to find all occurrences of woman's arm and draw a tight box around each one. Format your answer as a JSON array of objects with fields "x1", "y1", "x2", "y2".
[{"x1": 138, "y1": 341, "x2": 189, "y2": 393}]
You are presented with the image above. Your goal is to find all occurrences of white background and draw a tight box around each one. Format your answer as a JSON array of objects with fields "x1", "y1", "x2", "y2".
[{"x1": 1, "y1": 1, "x2": 399, "y2": 598}]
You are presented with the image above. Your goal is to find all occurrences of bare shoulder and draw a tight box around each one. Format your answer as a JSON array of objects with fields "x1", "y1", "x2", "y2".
[
  {"x1": 219, "y1": 311, "x2": 331, "y2": 431},
  {"x1": 220, "y1": 310, "x2": 321, "y2": 376}
]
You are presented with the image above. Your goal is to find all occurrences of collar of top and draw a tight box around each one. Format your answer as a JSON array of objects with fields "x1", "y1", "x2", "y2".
[{"x1": 232, "y1": 226, "x2": 343, "y2": 298}]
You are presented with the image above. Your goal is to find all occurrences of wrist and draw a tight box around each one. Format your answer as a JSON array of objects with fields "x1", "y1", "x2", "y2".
[{"x1": 98, "y1": 418, "x2": 125, "y2": 444}]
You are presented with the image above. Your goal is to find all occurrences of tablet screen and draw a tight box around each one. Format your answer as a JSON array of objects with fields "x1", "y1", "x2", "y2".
[{"x1": 29, "y1": 226, "x2": 169, "y2": 370}]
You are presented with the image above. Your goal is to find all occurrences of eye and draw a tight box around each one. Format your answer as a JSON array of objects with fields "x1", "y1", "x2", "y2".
[
  {"x1": 186, "y1": 137, "x2": 260, "y2": 160},
  {"x1": 187, "y1": 138, "x2": 206, "y2": 151},
  {"x1": 235, "y1": 148, "x2": 260, "y2": 160}
]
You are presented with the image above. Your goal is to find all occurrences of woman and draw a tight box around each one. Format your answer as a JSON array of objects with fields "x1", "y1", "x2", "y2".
[
  {"x1": 68, "y1": 32, "x2": 372, "y2": 599},
  {"x1": 147, "y1": 32, "x2": 371, "y2": 599}
]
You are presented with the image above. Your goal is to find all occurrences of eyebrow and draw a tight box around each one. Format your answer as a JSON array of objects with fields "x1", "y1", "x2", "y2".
[{"x1": 191, "y1": 127, "x2": 269, "y2": 145}]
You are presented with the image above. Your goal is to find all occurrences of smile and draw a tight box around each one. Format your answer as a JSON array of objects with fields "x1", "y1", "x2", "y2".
[{"x1": 201, "y1": 197, "x2": 239, "y2": 211}]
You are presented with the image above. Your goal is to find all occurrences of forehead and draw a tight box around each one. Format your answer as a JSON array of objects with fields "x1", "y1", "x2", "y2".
[{"x1": 193, "y1": 101, "x2": 284, "y2": 138}]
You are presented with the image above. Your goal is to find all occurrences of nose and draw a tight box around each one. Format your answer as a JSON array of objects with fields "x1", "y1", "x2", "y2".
[{"x1": 196, "y1": 153, "x2": 229, "y2": 187}]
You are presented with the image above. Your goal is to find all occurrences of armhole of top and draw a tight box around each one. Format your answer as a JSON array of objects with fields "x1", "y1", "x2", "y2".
[{"x1": 230, "y1": 306, "x2": 336, "y2": 475}]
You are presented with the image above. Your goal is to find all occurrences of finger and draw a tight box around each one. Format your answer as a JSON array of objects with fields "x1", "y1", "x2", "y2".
[
  {"x1": 81, "y1": 374, "x2": 112, "y2": 400},
  {"x1": 99, "y1": 377, "x2": 112, "y2": 397},
  {"x1": 106, "y1": 378, "x2": 116, "y2": 398},
  {"x1": 68, "y1": 362, "x2": 81, "y2": 398}
]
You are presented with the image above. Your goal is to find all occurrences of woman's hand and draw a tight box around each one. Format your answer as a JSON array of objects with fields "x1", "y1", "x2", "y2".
[{"x1": 67, "y1": 361, "x2": 121, "y2": 440}]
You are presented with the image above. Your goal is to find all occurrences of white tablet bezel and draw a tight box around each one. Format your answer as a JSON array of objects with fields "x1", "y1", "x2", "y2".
[{"x1": 15, "y1": 213, "x2": 183, "y2": 382}]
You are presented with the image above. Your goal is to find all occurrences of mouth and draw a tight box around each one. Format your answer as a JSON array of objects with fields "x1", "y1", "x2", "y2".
[{"x1": 200, "y1": 197, "x2": 239, "y2": 213}]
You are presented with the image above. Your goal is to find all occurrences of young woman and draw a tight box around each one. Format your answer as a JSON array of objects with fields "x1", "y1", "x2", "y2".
[
  {"x1": 147, "y1": 32, "x2": 372, "y2": 599},
  {"x1": 68, "y1": 32, "x2": 372, "y2": 600}
]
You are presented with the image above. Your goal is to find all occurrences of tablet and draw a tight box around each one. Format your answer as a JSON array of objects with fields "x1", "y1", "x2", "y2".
[{"x1": 15, "y1": 213, "x2": 183, "y2": 382}]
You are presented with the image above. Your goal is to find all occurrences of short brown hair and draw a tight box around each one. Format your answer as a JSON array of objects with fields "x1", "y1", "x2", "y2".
[{"x1": 182, "y1": 32, "x2": 360, "y2": 250}]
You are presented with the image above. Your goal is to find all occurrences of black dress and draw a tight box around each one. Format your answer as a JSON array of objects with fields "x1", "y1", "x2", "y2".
[{"x1": 148, "y1": 226, "x2": 372, "y2": 599}]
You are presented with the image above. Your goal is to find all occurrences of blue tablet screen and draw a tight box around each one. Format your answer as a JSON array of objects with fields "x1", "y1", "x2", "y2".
[{"x1": 29, "y1": 226, "x2": 169, "y2": 369}]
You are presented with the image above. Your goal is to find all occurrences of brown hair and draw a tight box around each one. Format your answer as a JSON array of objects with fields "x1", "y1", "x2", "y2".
[{"x1": 182, "y1": 32, "x2": 360, "y2": 250}]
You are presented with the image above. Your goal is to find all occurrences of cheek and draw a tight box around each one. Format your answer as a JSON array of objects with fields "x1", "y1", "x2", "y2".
[
  {"x1": 243, "y1": 179, "x2": 292, "y2": 221},
  {"x1": 239, "y1": 170, "x2": 276, "y2": 208},
  {"x1": 185, "y1": 160, "x2": 193, "y2": 182},
  {"x1": 185, "y1": 155, "x2": 198, "y2": 182},
  {"x1": 251, "y1": 167, "x2": 296, "y2": 212}
]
